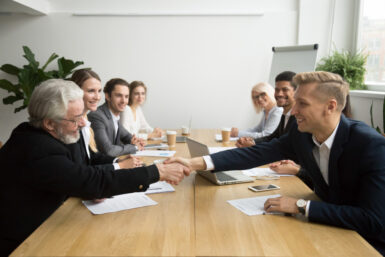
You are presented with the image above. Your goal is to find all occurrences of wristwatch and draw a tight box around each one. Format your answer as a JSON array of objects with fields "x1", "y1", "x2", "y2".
[{"x1": 296, "y1": 199, "x2": 307, "y2": 215}]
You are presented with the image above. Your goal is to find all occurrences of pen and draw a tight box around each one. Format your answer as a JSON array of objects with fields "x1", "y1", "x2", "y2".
[{"x1": 148, "y1": 187, "x2": 162, "y2": 190}]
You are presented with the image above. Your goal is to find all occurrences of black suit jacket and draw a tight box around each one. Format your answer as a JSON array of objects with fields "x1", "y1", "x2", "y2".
[
  {"x1": 210, "y1": 115, "x2": 385, "y2": 255},
  {"x1": 254, "y1": 115, "x2": 296, "y2": 143},
  {"x1": 0, "y1": 122, "x2": 159, "y2": 256}
]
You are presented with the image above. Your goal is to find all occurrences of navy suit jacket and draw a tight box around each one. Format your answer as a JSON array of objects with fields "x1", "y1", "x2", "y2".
[{"x1": 211, "y1": 115, "x2": 385, "y2": 254}]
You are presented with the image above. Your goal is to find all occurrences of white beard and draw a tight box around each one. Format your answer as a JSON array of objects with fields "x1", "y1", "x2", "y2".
[{"x1": 56, "y1": 126, "x2": 80, "y2": 144}]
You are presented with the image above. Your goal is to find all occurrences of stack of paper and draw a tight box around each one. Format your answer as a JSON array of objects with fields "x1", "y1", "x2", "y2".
[
  {"x1": 82, "y1": 192, "x2": 157, "y2": 215},
  {"x1": 215, "y1": 134, "x2": 239, "y2": 142},
  {"x1": 145, "y1": 181, "x2": 175, "y2": 194},
  {"x1": 242, "y1": 167, "x2": 294, "y2": 177},
  {"x1": 227, "y1": 194, "x2": 281, "y2": 216},
  {"x1": 133, "y1": 150, "x2": 176, "y2": 157}
]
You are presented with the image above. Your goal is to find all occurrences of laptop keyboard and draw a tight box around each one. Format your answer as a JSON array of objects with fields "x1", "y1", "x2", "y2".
[{"x1": 216, "y1": 172, "x2": 237, "y2": 182}]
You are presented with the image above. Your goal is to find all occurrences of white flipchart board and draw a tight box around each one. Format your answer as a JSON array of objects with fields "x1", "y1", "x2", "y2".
[{"x1": 268, "y1": 44, "x2": 318, "y2": 86}]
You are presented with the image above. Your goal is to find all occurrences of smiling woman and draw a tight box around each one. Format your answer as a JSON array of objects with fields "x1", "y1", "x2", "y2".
[
  {"x1": 71, "y1": 69, "x2": 102, "y2": 153},
  {"x1": 230, "y1": 82, "x2": 283, "y2": 139}
]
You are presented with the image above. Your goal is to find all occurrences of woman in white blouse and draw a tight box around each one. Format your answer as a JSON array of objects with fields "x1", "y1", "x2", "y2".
[
  {"x1": 121, "y1": 81, "x2": 163, "y2": 139},
  {"x1": 230, "y1": 82, "x2": 283, "y2": 139}
]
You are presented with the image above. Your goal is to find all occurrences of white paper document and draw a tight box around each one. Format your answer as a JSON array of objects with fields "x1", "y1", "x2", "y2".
[
  {"x1": 208, "y1": 146, "x2": 236, "y2": 154},
  {"x1": 133, "y1": 150, "x2": 176, "y2": 157},
  {"x1": 242, "y1": 167, "x2": 294, "y2": 177},
  {"x1": 145, "y1": 181, "x2": 175, "y2": 194},
  {"x1": 82, "y1": 192, "x2": 157, "y2": 215},
  {"x1": 227, "y1": 194, "x2": 281, "y2": 216},
  {"x1": 215, "y1": 134, "x2": 239, "y2": 142}
]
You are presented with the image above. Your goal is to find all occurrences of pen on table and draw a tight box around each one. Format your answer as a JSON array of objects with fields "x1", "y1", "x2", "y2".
[{"x1": 148, "y1": 187, "x2": 162, "y2": 190}]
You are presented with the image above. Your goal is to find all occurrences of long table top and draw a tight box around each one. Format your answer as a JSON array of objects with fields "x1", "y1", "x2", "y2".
[{"x1": 11, "y1": 129, "x2": 380, "y2": 256}]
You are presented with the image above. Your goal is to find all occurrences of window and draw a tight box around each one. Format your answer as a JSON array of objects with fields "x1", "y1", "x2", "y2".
[{"x1": 359, "y1": 0, "x2": 385, "y2": 89}]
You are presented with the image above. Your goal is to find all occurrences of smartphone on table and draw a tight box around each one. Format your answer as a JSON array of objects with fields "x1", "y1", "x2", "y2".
[{"x1": 248, "y1": 184, "x2": 280, "y2": 192}]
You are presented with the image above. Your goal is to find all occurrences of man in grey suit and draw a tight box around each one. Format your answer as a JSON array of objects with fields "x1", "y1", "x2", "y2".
[{"x1": 88, "y1": 78, "x2": 145, "y2": 157}]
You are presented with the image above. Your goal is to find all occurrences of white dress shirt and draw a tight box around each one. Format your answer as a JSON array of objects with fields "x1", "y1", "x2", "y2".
[
  {"x1": 120, "y1": 106, "x2": 153, "y2": 135},
  {"x1": 284, "y1": 109, "x2": 292, "y2": 128},
  {"x1": 109, "y1": 109, "x2": 120, "y2": 139}
]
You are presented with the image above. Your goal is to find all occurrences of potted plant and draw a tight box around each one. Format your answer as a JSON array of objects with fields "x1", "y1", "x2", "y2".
[
  {"x1": 316, "y1": 49, "x2": 368, "y2": 90},
  {"x1": 0, "y1": 46, "x2": 84, "y2": 113}
]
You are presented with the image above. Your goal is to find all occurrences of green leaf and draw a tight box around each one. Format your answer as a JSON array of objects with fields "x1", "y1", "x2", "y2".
[
  {"x1": 41, "y1": 53, "x2": 59, "y2": 71},
  {"x1": 57, "y1": 57, "x2": 84, "y2": 78},
  {"x1": 14, "y1": 105, "x2": 27, "y2": 113},
  {"x1": 370, "y1": 101, "x2": 375, "y2": 128},
  {"x1": 22, "y1": 46, "x2": 39, "y2": 71},
  {"x1": 0, "y1": 64, "x2": 20, "y2": 75},
  {"x1": 3, "y1": 95, "x2": 23, "y2": 105},
  {"x1": 0, "y1": 79, "x2": 19, "y2": 93}
]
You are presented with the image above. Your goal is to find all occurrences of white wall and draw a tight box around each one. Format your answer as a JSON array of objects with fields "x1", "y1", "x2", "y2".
[{"x1": 1, "y1": 0, "x2": 373, "y2": 143}]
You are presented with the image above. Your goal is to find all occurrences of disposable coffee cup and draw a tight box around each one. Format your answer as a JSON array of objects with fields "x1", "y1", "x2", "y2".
[
  {"x1": 166, "y1": 130, "x2": 177, "y2": 147},
  {"x1": 221, "y1": 127, "x2": 231, "y2": 142},
  {"x1": 182, "y1": 126, "x2": 190, "y2": 135}
]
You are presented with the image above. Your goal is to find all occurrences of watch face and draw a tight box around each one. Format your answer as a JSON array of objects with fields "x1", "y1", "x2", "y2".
[{"x1": 297, "y1": 199, "x2": 306, "y2": 208}]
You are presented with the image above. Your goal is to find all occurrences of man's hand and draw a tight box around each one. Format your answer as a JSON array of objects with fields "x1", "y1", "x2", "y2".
[
  {"x1": 156, "y1": 162, "x2": 191, "y2": 185},
  {"x1": 269, "y1": 160, "x2": 300, "y2": 175},
  {"x1": 264, "y1": 196, "x2": 300, "y2": 214},
  {"x1": 236, "y1": 137, "x2": 255, "y2": 148},
  {"x1": 230, "y1": 127, "x2": 239, "y2": 137},
  {"x1": 118, "y1": 155, "x2": 143, "y2": 169},
  {"x1": 164, "y1": 157, "x2": 206, "y2": 173},
  {"x1": 131, "y1": 135, "x2": 146, "y2": 150}
]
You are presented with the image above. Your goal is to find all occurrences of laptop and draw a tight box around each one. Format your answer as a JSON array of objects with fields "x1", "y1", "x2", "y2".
[{"x1": 186, "y1": 138, "x2": 255, "y2": 185}]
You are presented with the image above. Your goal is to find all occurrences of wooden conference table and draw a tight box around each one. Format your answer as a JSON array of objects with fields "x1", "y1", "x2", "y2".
[{"x1": 11, "y1": 129, "x2": 379, "y2": 256}]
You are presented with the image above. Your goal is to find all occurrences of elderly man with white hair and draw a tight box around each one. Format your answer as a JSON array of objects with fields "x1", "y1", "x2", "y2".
[{"x1": 0, "y1": 79, "x2": 190, "y2": 256}]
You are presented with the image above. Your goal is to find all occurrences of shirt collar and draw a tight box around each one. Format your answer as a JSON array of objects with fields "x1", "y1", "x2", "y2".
[
  {"x1": 109, "y1": 109, "x2": 120, "y2": 122},
  {"x1": 285, "y1": 109, "x2": 292, "y2": 117},
  {"x1": 312, "y1": 122, "x2": 340, "y2": 149}
]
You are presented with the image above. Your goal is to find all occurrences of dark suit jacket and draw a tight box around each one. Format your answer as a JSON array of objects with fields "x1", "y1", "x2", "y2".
[
  {"x1": 252, "y1": 115, "x2": 313, "y2": 188},
  {"x1": 0, "y1": 122, "x2": 159, "y2": 256},
  {"x1": 254, "y1": 114, "x2": 296, "y2": 143},
  {"x1": 210, "y1": 115, "x2": 385, "y2": 254},
  {"x1": 77, "y1": 130, "x2": 115, "y2": 166},
  {"x1": 88, "y1": 103, "x2": 137, "y2": 157}
]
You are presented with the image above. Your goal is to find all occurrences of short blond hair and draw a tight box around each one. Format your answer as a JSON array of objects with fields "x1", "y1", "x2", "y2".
[
  {"x1": 251, "y1": 82, "x2": 276, "y2": 113},
  {"x1": 293, "y1": 71, "x2": 349, "y2": 111}
]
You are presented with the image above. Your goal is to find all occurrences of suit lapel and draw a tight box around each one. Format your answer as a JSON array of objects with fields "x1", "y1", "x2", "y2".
[
  {"x1": 300, "y1": 133, "x2": 330, "y2": 200},
  {"x1": 328, "y1": 115, "x2": 349, "y2": 203},
  {"x1": 101, "y1": 103, "x2": 117, "y2": 142}
]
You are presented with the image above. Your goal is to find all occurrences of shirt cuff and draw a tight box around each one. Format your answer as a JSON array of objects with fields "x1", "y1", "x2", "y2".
[
  {"x1": 113, "y1": 163, "x2": 120, "y2": 170},
  {"x1": 305, "y1": 200, "x2": 311, "y2": 218},
  {"x1": 203, "y1": 155, "x2": 215, "y2": 171}
]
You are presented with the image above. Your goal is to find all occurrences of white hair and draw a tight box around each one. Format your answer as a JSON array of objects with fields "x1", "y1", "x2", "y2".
[
  {"x1": 251, "y1": 82, "x2": 276, "y2": 113},
  {"x1": 28, "y1": 79, "x2": 84, "y2": 128}
]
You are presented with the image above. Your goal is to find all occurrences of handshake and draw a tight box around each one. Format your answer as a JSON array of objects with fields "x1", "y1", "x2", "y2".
[
  {"x1": 156, "y1": 157, "x2": 206, "y2": 185},
  {"x1": 118, "y1": 155, "x2": 205, "y2": 185}
]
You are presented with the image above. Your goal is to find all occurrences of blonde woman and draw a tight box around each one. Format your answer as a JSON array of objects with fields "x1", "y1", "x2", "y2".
[
  {"x1": 121, "y1": 81, "x2": 163, "y2": 139},
  {"x1": 231, "y1": 82, "x2": 283, "y2": 139}
]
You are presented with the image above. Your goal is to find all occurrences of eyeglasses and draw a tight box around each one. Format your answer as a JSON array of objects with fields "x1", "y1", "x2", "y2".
[
  {"x1": 59, "y1": 114, "x2": 85, "y2": 127},
  {"x1": 252, "y1": 92, "x2": 266, "y2": 100}
]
